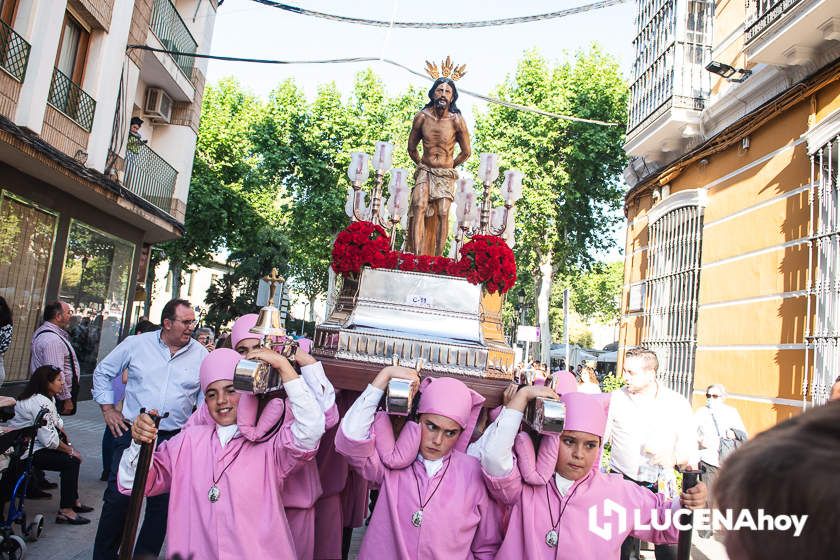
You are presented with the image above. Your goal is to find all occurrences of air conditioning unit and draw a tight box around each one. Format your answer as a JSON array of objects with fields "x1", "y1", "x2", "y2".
[{"x1": 144, "y1": 87, "x2": 173, "y2": 124}]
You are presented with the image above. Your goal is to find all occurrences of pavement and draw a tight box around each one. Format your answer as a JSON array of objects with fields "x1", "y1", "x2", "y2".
[{"x1": 10, "y1": 400, "x2": 729, "y2": 559}]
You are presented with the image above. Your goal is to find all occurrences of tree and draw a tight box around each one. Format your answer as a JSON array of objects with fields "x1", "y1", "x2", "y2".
[
  {"x1": 569, "y1": 261, "x2": 623, "y2": 324},
  {"x1": 258, "y1": 71, "x2": 424, "y2": 319},
  {"x1": 473, "y1": 46, "x2": 628, "y2": 363}
]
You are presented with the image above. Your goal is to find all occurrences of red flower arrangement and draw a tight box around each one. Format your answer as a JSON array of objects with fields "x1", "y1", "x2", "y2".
[
  {"x1": 331, "y1": 222, "x2": 517, "y2": 294},
  {"x1": 456, "y1": 235, "x2": 518, "y2": 294},
  {"x1": 331, "y1": 221, "x2": 391, "y2": 276}
]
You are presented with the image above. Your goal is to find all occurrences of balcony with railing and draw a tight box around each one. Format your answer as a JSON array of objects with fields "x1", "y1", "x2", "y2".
[
  {"x1": 0, "y1": 20, "x2": 30, "y2": 82},
  {"x1": 47, "y1": 68, "x2": 96, "y2": 131},
  {"x1": 745, "y1": 0, "x2": 803, "y2": 43},
  {"x1": 150, "y1": 0, "x2": 197, "y2": 82},
  {"x1": 744, "y1": 0, "x2": 840, "y2": 66},
  {"x1": 123, "y1": 134, "x2": 177, "y2": 216},
  {"x1": 627, "y1": 41, "x2": 711, "y2": 135},
  {"x1": 624, "y1": 0, "x2": 713, "y2": 163}
]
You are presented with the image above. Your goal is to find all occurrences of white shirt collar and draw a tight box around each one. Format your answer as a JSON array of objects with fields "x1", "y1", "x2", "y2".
[
  {"x1": 554, "y1": 472, "x2": 575, "y2": 496},
  {"x1": 216, "y1": 424, "x2": 240, "y2": 447},
  {"x1": 416, "y1": 453, "x2": 445, "y2": 477}
]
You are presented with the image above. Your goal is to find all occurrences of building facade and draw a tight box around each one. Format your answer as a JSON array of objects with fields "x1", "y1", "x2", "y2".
[
  {"x1": 620, "y1": 0, "x2": 840, "y2": 433},
  {"x1": 0, "y1": 0, "x2": 219, "y2": 388}
]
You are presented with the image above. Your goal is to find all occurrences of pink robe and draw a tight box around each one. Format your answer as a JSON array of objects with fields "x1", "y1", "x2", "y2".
[
  {"x1": 314, "y1": 390, "x2": 366, "y2": 559},
  {"x1": 185, "y1": 397, "x2": 337, "y2": 560},
  {"x1": 485, "y1": 436, "x2": 681, "y2": 559},
  {"x1": 129, "y1": 423, "x2": 316, "y2": 559},
  {"x1": 335, "y1": 422, "x2": 502, "y2": 559},
  {"x1": 284, "y1": 403, "x2": 339, "y2": 559}
]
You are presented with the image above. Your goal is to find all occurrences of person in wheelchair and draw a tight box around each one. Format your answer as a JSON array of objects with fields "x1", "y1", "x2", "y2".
[{"x1": 8, "y1": 365, "x2": 93, "y2": 525}]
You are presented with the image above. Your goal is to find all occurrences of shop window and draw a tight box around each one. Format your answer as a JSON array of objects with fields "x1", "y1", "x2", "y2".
[
  {"x1": 59, "y1": 220, "x2": 134, "y2": 375},
  {"x1": 0, "y1": 192, "x2": 58, "y2": 383}
]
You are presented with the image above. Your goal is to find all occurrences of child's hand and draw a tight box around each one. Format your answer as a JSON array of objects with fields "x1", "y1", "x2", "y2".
[
  {"x1": 372, "y1": 366, "x2": 420, "y2": 391},
  {"x1": 508, "y1": 385, "x2": 559, "y2": 413},
  {"x1": 680, "y1": 481, "x2": 707, "y2": 510}
]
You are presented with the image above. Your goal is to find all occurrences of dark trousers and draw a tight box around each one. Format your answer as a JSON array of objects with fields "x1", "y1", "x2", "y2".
[
  {"x1": 618, "y1": 475, "x2": 677, "y2": 560},
  {"x1": 101, "y1": 427, "x2": 115, "y2": 477},
  {"x1": 31, "y1": 448, "x2": 80, "y2": 509},
  {"x1": 698, "y1": 461, "x2": 719, "y2": 537},
  {"x1": 92, "y1": 428, "x2": 178, "y2": 560}
]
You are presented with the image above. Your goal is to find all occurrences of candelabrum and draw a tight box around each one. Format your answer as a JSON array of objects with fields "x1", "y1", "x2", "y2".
[
  {"x1": 345, "y1": 143, "x2": 523, "y2": 255},
  {"x1": 453, "y1": 153, "x2": 522, "y2": 254},
  {"x1": 345, "y1": 141, "x2": 409, "y2": 249}
]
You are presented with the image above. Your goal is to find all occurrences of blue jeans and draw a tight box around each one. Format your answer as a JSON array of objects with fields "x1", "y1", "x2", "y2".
[{"x1": 92, "y1": 429, "x2": 179, "y2": 560}]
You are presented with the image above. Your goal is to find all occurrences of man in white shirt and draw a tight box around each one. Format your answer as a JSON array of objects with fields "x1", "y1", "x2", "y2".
[{"x1": 606, "y1": 346, "x2": 699, "y2": 560}]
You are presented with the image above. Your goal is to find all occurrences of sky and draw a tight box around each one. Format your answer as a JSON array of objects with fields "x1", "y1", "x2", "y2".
[{"x1": 202, "y1": 0, "x2": 637, "y2": 259}]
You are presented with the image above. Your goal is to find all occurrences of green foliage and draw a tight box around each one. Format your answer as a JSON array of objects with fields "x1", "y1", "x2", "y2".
[
  {"x1": 173, "y1": 72, "x2": 426, "y2": 329},
  {"x1": 473, "y1": 45, "x2": 628, "y2": 307},
  {"x1": 601, "y1": 372, "x2": 625, "y2": 393},
  {"x1": 569, "y1": 261, "x2": 624, "y2": 323}
]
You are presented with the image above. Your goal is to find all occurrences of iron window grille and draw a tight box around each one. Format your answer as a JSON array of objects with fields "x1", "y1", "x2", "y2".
[
  {"x1": 805, "y1": 134, "x2": 840, "y2": 406},
  {"x1": 642, "y1": 199, "x2": 705, "y2": 399}
]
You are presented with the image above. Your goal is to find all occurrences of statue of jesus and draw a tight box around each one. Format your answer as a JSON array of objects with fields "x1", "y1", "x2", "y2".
[{"x1": 406, "y1": 68, "x2": 472, "y2": 256}]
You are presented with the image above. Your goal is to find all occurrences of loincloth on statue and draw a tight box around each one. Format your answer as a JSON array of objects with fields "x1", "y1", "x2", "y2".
[{"x1": 410, "y1": 164, "x2": 459, "y2": 218}]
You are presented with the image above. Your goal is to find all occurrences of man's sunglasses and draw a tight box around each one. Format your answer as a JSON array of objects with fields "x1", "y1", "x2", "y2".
[{"x1": 706, "y1": 393, "x2": 721, "y2": 399}]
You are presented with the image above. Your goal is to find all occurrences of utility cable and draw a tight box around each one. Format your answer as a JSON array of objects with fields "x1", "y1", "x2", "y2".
[
  {"x1": 249, "y1": 0, "x2": 629, "y2": 29},
  {"x1": 127, "y1": 45, "x2": 622, "y2": 126}
]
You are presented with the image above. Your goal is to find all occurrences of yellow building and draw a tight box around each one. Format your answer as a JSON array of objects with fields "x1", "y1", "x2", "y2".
[{"x1": 620, "y1": 0, "x2": 840, "y2": 434}]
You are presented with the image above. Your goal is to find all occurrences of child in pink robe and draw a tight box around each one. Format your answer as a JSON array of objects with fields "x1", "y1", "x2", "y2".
[
  {"x1": 336, "y1": 366, "x2": 502, "y2": 560},
  {"x1": 118, "y1": 348, "x2": 326, "y2": 559},
  {"x1": 480, "y1": 389, "x2": 707, "y2": 559},
  {"x1": 190, "y1": 314, "x2": 339, "y2": 560}
]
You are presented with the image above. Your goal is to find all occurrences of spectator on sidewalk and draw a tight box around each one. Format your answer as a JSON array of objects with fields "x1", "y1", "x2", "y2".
[
  {"x1": 30, "y1": 301, "x2": 80, "y2": 416},
  {"x1": 694, "y1": 384, "x2": 747, "y2": 538},
  {"x1": 9, "y1": 365, "x2": 94, "y2": 524},
  {"x1": 714, "y1": 401, "x2": 840, "y2": 560},
  {"x1": 100, "y1": 320, "x2": 160, "y2": 482},
  {"x1": 606, "y1": 346, "x2": 699, "y2": 560},
  {"x1": 0, "y1": 296, "x2": 12, "y2": 386},
  {"x1": 577, "y1": 365, "x2": 602, "y2": 394},
  {"x1": 194, "y1": 327, "x2": 215, "y2": 351},
  {"x1": 91, "y1": 299, "x2": 207, "y2": 560}
]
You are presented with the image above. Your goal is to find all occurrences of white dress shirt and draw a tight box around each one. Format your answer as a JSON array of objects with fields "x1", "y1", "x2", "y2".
[
  {"x1": 469, "y1": 407, "x2": 524, "y2": 477},
  {"x1": 92, "y1": 331, "x2": 208, "y2": 431},
  {"x1": 606, "y1": 385, "x2": 699, "y2": 483}
]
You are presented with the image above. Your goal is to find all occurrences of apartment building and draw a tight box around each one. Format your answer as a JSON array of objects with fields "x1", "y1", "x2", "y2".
[
  {"x1": 0, "y1": 0, "x2": 219, "y2": 387},
  {"x1": 620, "y1": 0, "x2": 840, "y2": 433}
]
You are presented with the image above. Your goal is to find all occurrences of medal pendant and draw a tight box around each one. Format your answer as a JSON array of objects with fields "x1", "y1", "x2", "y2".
[
  {"x1": 411, "y1": 510, "x2": 423, "y2": 527},
  {"x1": 545, "y1": 529, "x2": 558, "y2": 548},
  {"x1": 208, "y1": 485, "x2": 220, "y2": 503}
]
